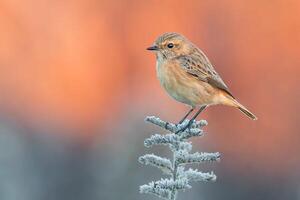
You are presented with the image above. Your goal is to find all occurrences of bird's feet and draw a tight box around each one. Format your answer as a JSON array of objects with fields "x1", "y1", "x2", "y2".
[{"x1": 175, "y1": 119, "x2": 194, "y2": 134}]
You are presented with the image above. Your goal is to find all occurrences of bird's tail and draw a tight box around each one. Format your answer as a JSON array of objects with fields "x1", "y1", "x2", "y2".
[{"x1": 232, "y1": 100, "x2": 257, "y2": 120}]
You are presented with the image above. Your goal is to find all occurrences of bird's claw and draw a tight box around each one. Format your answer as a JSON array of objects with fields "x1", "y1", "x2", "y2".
[{"x1": 175, "y1": 120, "x2": 194, "y2": 134}]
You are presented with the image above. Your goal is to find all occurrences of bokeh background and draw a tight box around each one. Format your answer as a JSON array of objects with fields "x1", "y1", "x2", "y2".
[{"x1": 0, "y1": 0, "x2": 299, "y2": 199}]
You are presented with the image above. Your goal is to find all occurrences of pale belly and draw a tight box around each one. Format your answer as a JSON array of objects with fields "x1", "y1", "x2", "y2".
[{"x1": 156, "y1": 61, "x2": 222, "y2": 107}]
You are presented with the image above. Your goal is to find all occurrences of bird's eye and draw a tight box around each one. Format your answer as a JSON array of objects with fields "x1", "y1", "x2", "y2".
[{"x1": 167, "y1": 43, "x2": 174, "y2": 48}]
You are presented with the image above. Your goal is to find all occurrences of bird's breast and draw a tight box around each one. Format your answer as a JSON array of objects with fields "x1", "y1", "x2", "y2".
[
  {"x1": 156, "y1": 60, "x2": 222, "y2": 107},
  {"x1": 156, "y1": 60, "x2": 198, "y2": 106}
]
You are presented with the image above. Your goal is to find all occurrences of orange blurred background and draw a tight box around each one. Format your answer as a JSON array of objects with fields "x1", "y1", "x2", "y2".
[{"x1": 0, "y1": 0, "x2": 299, "y2": 199}]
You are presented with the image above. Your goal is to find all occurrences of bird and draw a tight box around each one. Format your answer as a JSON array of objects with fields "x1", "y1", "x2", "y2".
[{"x1": 147, "y1": 32, "x2": 257, "y2": 133}]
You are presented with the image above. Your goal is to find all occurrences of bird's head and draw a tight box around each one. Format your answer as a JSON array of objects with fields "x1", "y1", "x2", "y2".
[{"x1": 147, "y1": 32, "x2": 194, "y2": 60}]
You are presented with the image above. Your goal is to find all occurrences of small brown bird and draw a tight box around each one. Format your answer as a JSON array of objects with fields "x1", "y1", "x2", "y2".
[{"x1": 147, "y1": 32, "x2": 257, "y2": 132}]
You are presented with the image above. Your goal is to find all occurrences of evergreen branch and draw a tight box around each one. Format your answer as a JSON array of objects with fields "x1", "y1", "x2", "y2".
[
  {"x1": 176, "y1": 151, "x2": 220, "y2": 165},
  {"x1": 139, "y1": 116, "x2": 220, "y2": 200},
  {"x1": 140, "y1": 183, "x2": 172, "y2": 200},
  {"x1": 179, "y1": 128, "x2": 204, "y2": 140},
  {"x1": 145, "y1": 116, "x2": 208, "y2": 134},
  {"x1": 145, "y1": 116, "x2": 178, "y2": 133},
  {"x1": 143, "y1": 133, "x2": 193, "y2": 152},
  {"x1": 181, "y1": 168, "x2": 217, "y2": 182},
  {"x1": 139, "y1": 154, "x2": 173, "y2": 174},
  {"x1": 140, "y1": 178, "x2": 191, "y2": 194},
  {"x1": 144, "y1": 133, "x2": 181, "y2": 148}
]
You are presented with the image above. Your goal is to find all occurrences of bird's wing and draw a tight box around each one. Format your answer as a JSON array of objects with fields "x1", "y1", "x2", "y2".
[{"x1": 177, "y1": 50, "x2": 234, "y2": 98}]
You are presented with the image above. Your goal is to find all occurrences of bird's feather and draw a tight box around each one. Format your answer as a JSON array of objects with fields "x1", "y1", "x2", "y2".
[{"x1": 176, "y1": 49, "x2": 235, "y2": 98}]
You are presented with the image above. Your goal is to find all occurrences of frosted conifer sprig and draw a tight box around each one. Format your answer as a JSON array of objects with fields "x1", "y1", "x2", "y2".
[
  {"x1": 178, "y1": 167, "x2": 217, "y2": 182},
  {"x1": 139, "y1": 116, "x2": 220, "y2": 200},
  {"x1": 144, "y1": 133, "x2": 181, "y2": 148},
  {"x1": 139, "y1": 154, "x2": 173, "y2": 174},
  {"x1": 175, "y1": 151, "x2": 220, "y2": 165}
]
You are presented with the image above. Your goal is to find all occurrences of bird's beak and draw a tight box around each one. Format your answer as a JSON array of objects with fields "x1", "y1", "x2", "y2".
[{"x1": 146, "y1": 45, "x2": 159, "y2": 51}]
